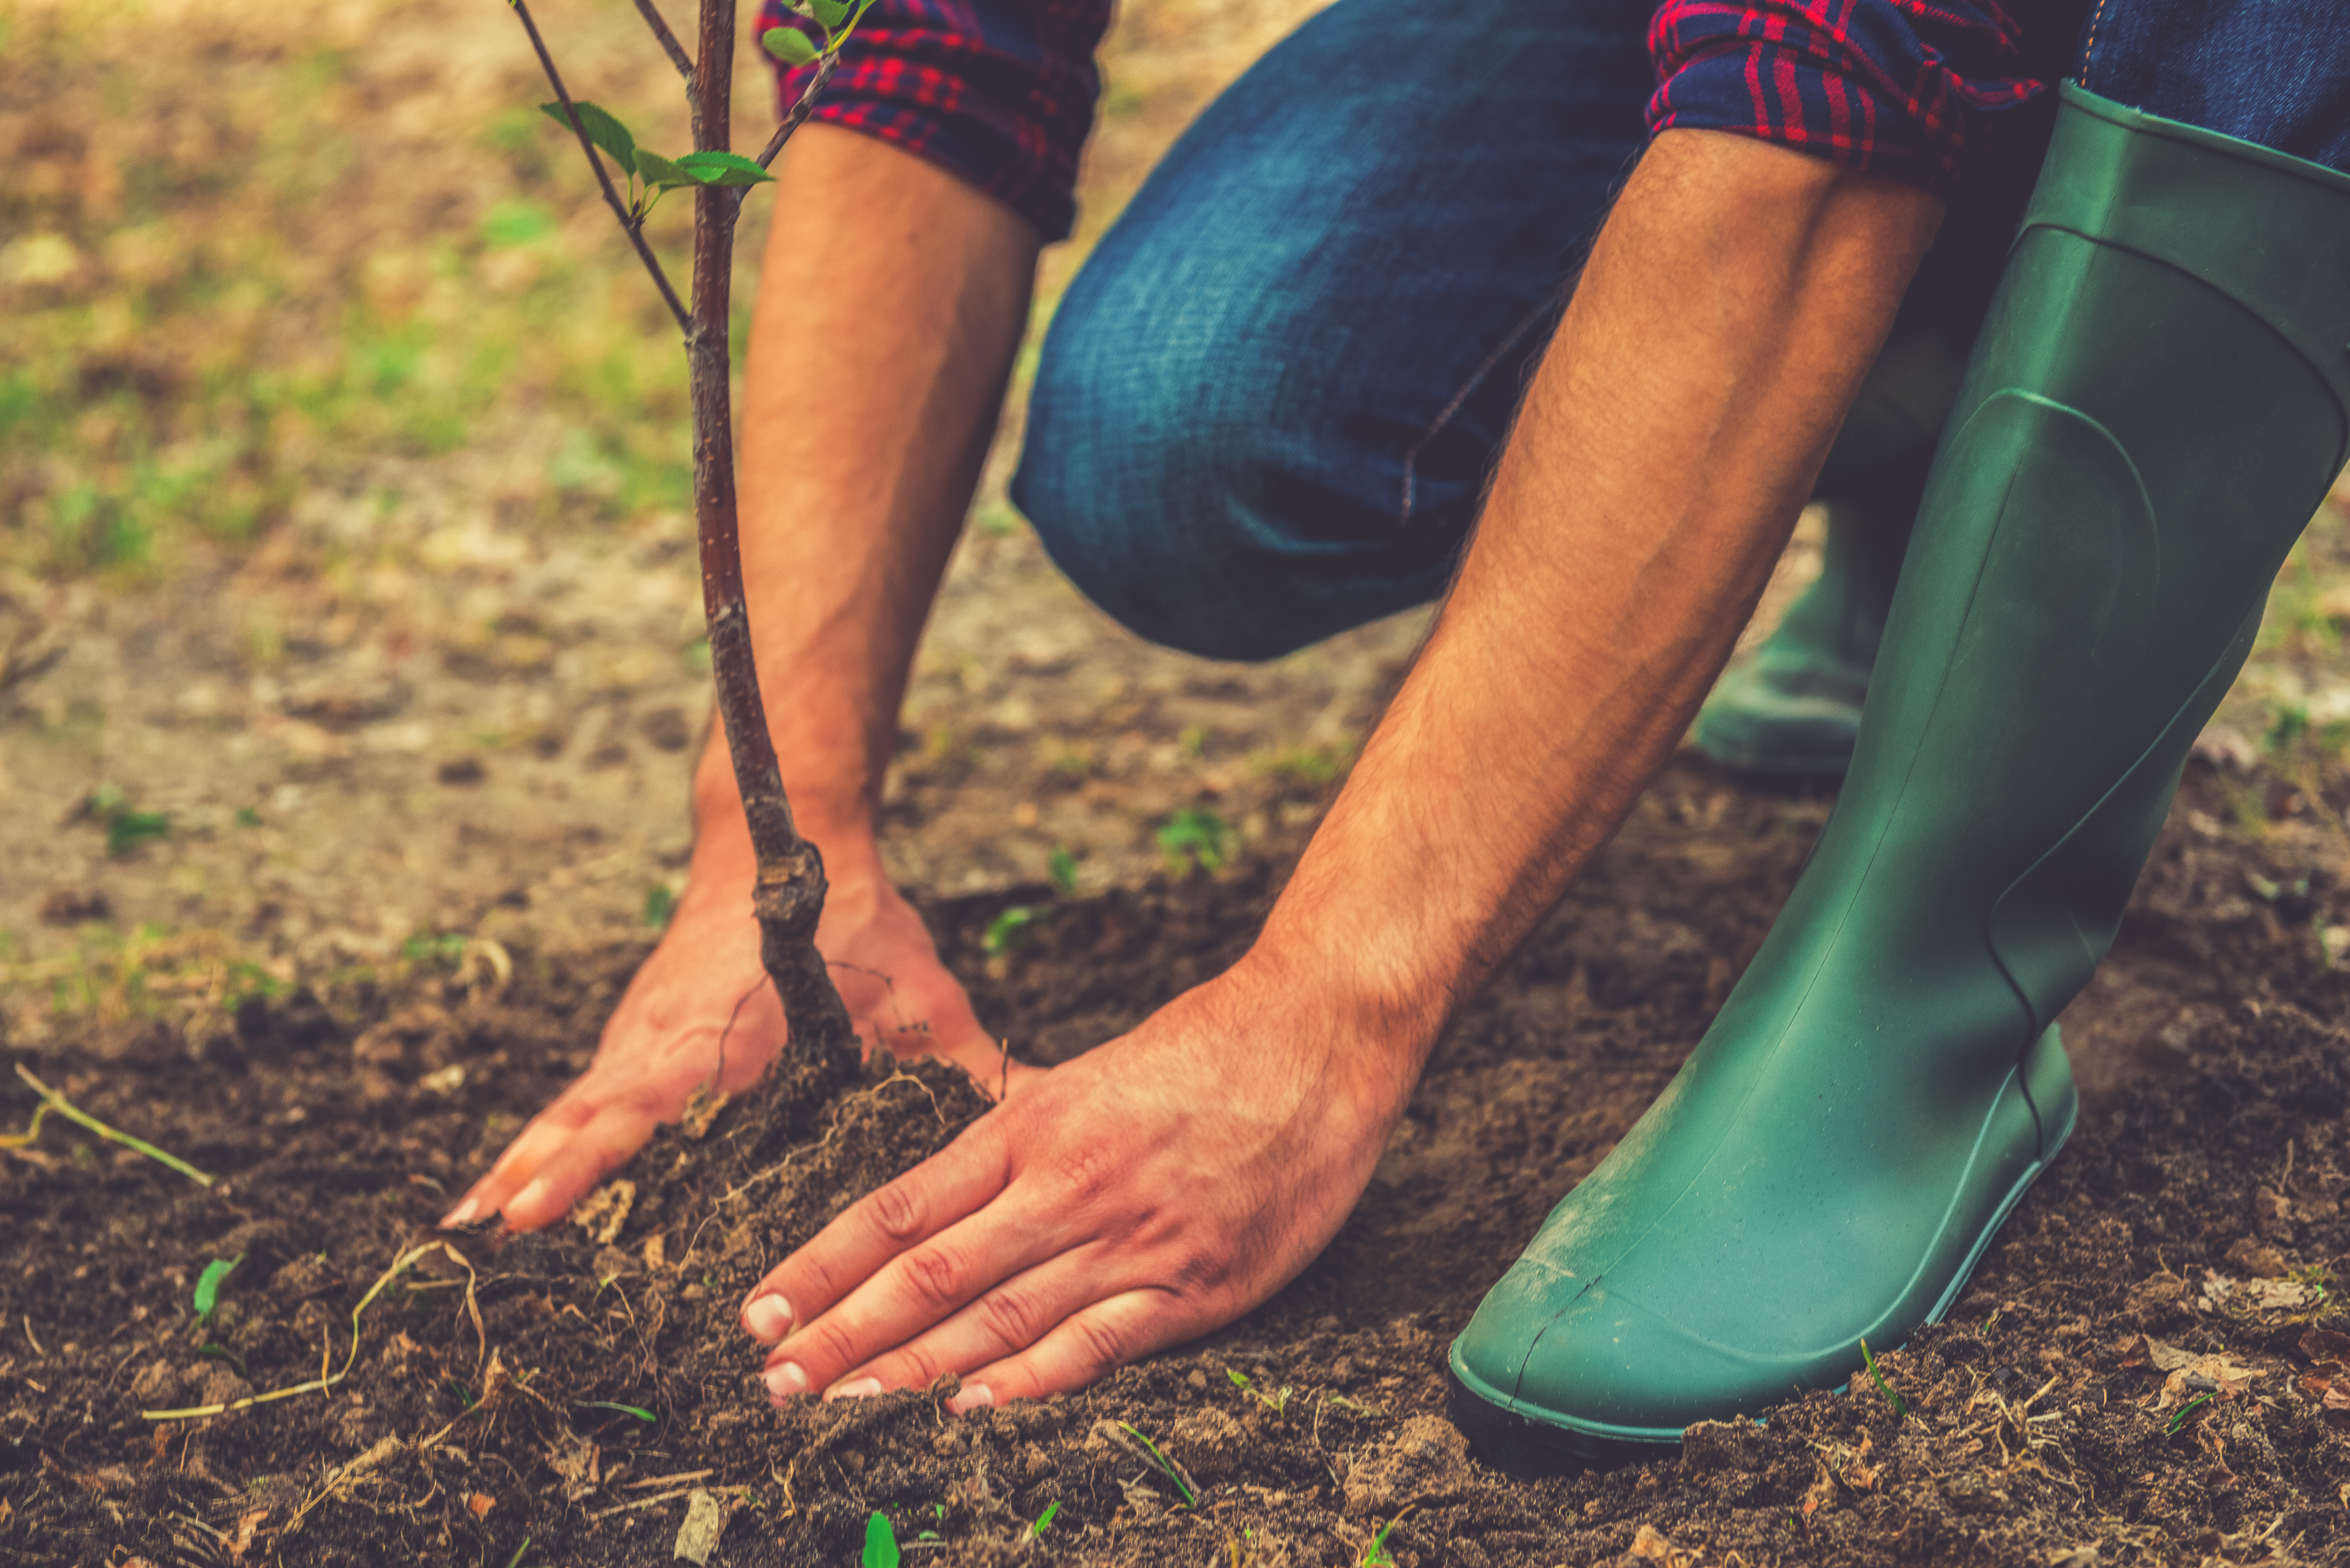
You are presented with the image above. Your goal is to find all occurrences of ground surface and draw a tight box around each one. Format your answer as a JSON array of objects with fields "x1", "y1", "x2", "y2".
[{"x1": 13, "y1": 0, "x2": 2350, "y2": 1564}]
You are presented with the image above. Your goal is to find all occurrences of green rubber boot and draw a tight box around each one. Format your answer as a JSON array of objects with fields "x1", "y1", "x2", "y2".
[
  {"x1": 1450, "y1": 85, "x2": 2350, "y2": 1474},
  {"x1": 1692, "y1": 321, "x2": 1966, "y2": 777}
]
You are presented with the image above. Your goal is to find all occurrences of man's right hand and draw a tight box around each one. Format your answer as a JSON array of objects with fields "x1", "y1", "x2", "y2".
[{"x1": 443, "y1": 810, "x2": 1042, "y2": 1234}]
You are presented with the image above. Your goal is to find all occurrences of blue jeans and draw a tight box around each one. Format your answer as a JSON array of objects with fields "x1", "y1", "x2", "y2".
[{"x1": 1012, "y1": 0, "x2": 2350, "y2": 662}]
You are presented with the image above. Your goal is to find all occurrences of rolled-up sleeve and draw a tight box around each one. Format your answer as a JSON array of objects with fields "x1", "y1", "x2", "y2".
[
  {"x1": 757, "y1": 0, "x2": 1111, "y2": 241},
  {"x1": 1645, "y1": 0, "x2": 2054, "y2": 190}
]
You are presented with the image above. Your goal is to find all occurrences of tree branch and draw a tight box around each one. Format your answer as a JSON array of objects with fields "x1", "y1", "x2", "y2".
[
  {"x1": 507, "y1": 0, "x2": 694, "y2": 336},
  {"x1": 633, "y1": 0, "x2": 696, "y2": 81},
  {"x1": 747, "y1": 51, "x2": 840, "y2": 176}
]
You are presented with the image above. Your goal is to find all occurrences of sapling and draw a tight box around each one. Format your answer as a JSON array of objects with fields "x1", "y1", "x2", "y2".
[{"x1": 501, "y1": 0, "x2": 877, "y2": 1088}]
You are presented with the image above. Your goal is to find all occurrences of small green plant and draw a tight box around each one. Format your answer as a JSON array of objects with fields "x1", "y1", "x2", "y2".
[
  {"x1": 1226, "y1": 1367, "x2": 1292, "y2": 1417},
  {"x1": 982, "y1": 904, "x2": 1049, "y2": 955},
  {"x1": 502, "y1": 1538, "x2": 534, "y2": 1568},
  {"x1": 446, "y1": 1377, "x2": 480, "y2": 1411},
  {"x1": 573, "y1": 1399, "x2": 656, "y2": 1423},
  {"x1": 1251, "y1": 743, "x2": 1346, "y2": 788},
  {"x1": 1048, "y1": 844, "x2": 1080, "y2": 895},
  {"x1": 191, "y1": 1254, "x2": 243, "y2": 1334},
  {"x1": 862, "y1": 1509, "x2": 900, "y2": 1568},
  {"x1": 1157, "y1": 807, "x2": 1229, "y2": 877},
  {"x1": 401, "y1": 930, "x2": 469, "y2": 966},
  {"x1": 1858, "y1": 1337, "x2": 1908, "y2": 1419},
  {"x1": 86, "y1": 785, "x2": 171, "y2": 857},
  {"x1": 233, "y1": 806, "x2": 264, "y2": 829},
  {"x1": 1118, "y1": 1421, "x2": 1199, "y2": 1509},
  {"x1": 1027, "y1": 1500, "x2": 1060, "y2": 1540},
  {"x1": 643, "y1": 884, "x2": 678, "y2": 930},
  {"x1": 2167, "y1": 1391, "x2": 2215, "y2": 1435},
  {"x1": 1360, "y1": 1508, "x2": 1411, "y2": 1567}
]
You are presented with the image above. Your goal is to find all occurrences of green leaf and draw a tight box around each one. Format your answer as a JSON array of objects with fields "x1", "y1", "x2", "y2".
[
  {"x1": 192, "y1": 1255, "x2": 243, "y2": 1322},
  {"x1": 981, "y1": 905, "x2": 1048, "y2": 956},
  {"x1": 572, "y1": 1399, "x2": 656, "y2": 1423},
  {"x1": 106, "y1": 809, "x2": 171, "y2": 857},
  {"x1": 643, "y1": 885, "x2": 677, "y2": 930},
  {"x1": 1048, "y1": 845, "x2": 1079, "y2": 895},
  {"x1": 761, "y1": 26, "x2": 819, "y2": 66},
  {"x1": 1028, "y1": 1500, "x2": 1060, "y2": 1539},
  {"x1": 674, "y1": 150, "x2": 777, "y2": 187},
  {"x1": 631, "y1": 149, "x2": 695, "y2": 191},
  {"x1": 538, "y1": 100, "x2": 639, "y2": 175},
  {"x1": 799, "y1": 0, "x2": 851, "y2": 26},
  {"x1": 862, "y1": 1511, "x2": 900, "y2": 1568}
]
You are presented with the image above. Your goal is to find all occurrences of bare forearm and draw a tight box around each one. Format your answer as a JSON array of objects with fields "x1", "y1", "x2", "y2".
[
  {"x1": 1256, "y1": 131, "x2": 1945, "y2": 1096},
  {"x1": 697, "y1": 126, "x2": 1042, "y2": 869}
]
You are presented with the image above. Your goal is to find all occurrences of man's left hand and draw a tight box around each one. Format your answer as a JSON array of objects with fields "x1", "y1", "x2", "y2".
[{"x1": 736, "y1": 952, "x2": 1411, "y2": 1406}]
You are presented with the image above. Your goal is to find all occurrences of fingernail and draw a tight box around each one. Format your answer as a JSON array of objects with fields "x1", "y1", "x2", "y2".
[
  {"x1": 828, "y1": 1377, "x2": 883, "y2": 1401},
  {"x1": 948, "y1": 1383, "x2": 993, "y2": 1415},
  {"x1": 438, "y1": 1198, "x2": 479, "y2": 1228},
  {"x1": 512, "y1": 1177, "x2": 550, "y2": 1219},
  {"x1": 742, "y1": 1294, "x2": 793, "y2": 1342},
  {"x1": 763, "y1": 1362, "x2": 809, "y2": 1402}
]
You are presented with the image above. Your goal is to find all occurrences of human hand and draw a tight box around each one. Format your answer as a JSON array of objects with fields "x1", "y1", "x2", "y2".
[
  {"x1": 734, "y1": 954, "x2": 1416, "y2": 1407},
  {"x1": 445, "y1": 819, "x2": 1041, "y2": 1232}
]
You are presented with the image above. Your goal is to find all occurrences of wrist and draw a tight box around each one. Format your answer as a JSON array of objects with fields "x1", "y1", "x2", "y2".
[{"x1": 1226, "y1": 928, "x2": 1443, "y2": 1125}]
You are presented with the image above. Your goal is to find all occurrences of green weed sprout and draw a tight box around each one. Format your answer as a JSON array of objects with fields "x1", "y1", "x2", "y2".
[
  {"x1": 1157, "y1": 807, "x2": 1229, "y2": 877},
  {"x1": 1360, "y1": 1508, "x2": 1412, "y2": 1567},
  {"x1": 5, "y1": 1064, "x2": 214, "y2": 1187},
  {"x1": 85, "y1": 785, "x2": 171, "y2": 857},
  {"x1": 644, "y1": 884, "x2": 678, "y2": 930},
  {"x1": 2168, "y1": 1391, "x2": 2215, "y2": 1435},
  {"x1": 1118, "y1": 1421, "x2": 1199, "y2": 1508},
  {"x1": 573, "y1": 1399, "x2": 656, "y2": 1423},
  {"x1": 1049, "y1": 845, "x2": 1080, "y2": 895},
  {"x1": 862, "y1": 1510, "x2": 900, "y2": 1568},
  {"x1": 982, "y1": 904, "x2": 1049, "y2": 955},
  {"x1": 1027, "y1": 1500, "x2": 1060, "y2": 1540},
  {"x1": 1858, "y1": 1338, "x2": 1908, "y2": 1419},
  {"x1": 502, "y1": 1538, "x2": 534, "y2": 1568},
  {"x1": 1226, "y1": 1367, "x2": 1293, "y2": 1417},
  {"x1": 190, "y1": 1253, "x2": 245, "y2": 1369}
]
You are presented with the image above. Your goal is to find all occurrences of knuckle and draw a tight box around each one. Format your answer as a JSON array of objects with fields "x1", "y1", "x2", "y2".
[
  {"x1": 1047, "y1": 1145, "x2": 1119, "y2": 1212},
  {"x1": 899, "y1": 1244, "x2": 967, "y2": 1310},
  {"x1": 866, "y1": 1181, "x2": 926, "y2": 1242},
  {"x1": 885, "y1": 1343, "x2": 944, "y2": 1390},
  {"x1": 803, "y1": 1316, "x2": 862, "y2": 1371},
  {"x1": 1068, "y1": 1313, "x2": 1130, "y2": 1376},
  {"x1": 976, "y1": 1287, "x2": 1042, "y2": 1352}
]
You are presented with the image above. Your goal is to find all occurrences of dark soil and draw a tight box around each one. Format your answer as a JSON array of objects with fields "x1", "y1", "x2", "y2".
[{"x1": 7, "y1": 756, "x2": 2350, "y2": 1567}]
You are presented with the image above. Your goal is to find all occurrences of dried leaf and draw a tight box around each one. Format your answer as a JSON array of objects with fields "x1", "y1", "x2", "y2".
[{"x1": 466, "y1": 1492, "x2": 495, "y2": 1519}]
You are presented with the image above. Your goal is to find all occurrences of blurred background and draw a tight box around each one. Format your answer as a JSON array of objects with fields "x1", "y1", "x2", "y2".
[{"x1": 4, "y1": 0, "x2": 2347, "y2": 1052}]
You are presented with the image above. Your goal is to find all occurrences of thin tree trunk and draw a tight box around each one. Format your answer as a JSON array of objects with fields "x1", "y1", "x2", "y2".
[{"x1": 686, "y1": 0, "x2": 858, "y2": 1075}]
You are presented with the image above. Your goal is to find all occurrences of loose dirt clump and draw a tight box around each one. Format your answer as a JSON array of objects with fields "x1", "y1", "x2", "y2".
[{"x1": 5, "y1": 759, "x2": 2350, "y2": 1565}]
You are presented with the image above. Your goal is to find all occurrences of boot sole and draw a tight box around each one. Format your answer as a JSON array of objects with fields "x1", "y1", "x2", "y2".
[{"x1": 1449, "y1": 1066, "x2": 2079, "y2": 1477}]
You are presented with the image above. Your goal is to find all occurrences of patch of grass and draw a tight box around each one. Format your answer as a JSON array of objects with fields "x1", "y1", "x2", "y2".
[
  {"x1": 85, "y1": 785, "x2": 171, "y2": 857},
  {"x1": 1157, "y1": 806, "x2": 1229, "y2": 877}
]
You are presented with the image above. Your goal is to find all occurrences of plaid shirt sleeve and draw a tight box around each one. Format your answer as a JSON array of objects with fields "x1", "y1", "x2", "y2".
[
  {"x1": 757, "y1": 0, "x2": 1110, "y2": 241},
  {"x1": 1646, "y1": 0, "x2": 2055, "y2": 190}
]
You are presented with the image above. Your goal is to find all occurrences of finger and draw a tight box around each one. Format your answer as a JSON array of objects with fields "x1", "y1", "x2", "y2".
[
  {"x1": 754, "y1": 1197, "x2": 1070, "y2": 1400},
  {"x1": 495, "y1": 1098, "x2": 665, "y2": 1231},
  {"x1": 441, "y1": 1088, "x2": 601, "y2": 1226},
  {"x1": 739, "y1": 1126, "x2": 1012, "y2": 1351},
  {"x1": 820, "y1": 1242, "x2": 1119, "y2": 1398},
  {"x1": 943, "y1": 1289, "x2": 1194, "y2": 1413}
]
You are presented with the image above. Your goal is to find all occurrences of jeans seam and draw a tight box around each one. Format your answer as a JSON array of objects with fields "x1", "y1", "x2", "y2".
[
  {"x1": 1397, "y1": 298, "x2": 1555, "y2": 529},
  {"x1": 2076, "y1": 0, "x2": 2113, "y2": 89}
]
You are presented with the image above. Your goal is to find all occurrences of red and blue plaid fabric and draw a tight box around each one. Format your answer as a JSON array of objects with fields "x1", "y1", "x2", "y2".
[
  {"x1": 757, "y1": 0, "x2": 2063, "y2": 240},
  {"x1": 756, "y1": 0, "x2": 1108, "y2": 240},
  {"x1": 1645, "y1": 0, "x2": 2051, "y2": 188}
]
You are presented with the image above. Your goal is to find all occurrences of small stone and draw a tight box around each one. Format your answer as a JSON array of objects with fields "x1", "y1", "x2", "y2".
[{"x1": 672, "y1": 1489, "x2": 727, "y2": 1565}]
